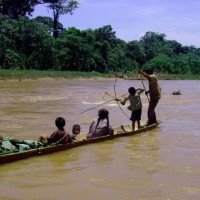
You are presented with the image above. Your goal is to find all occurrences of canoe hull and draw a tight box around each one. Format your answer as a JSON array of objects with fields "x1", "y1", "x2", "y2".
[{"x1": 0, "y1": 121, "x2": 161, "y2": 165}]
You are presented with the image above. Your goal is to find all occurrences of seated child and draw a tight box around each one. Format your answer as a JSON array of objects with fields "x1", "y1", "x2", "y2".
[
  {"x1": 87, "y1": 109, "x2": 114, "y2": 139},
  {"x1": 70, "y1": 124, "x2": 81, "y2": 141},
  {"x1": 38, "y1": 117, "x2": 71, "y2": 145}
]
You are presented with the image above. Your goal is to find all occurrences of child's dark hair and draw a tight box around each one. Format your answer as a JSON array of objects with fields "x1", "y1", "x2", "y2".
[
  {"x1": 55, "y1": 117, "x2": 65, "y2": 130},
  {"x1": 98, "y1": 109, "x2": 109, "y2": 119},
  {"x1": 128, "y1": 87, "x2": 136, "y2": 95},
  {"x1": 95, "y1": 109, "x2": 110, "y2": 134},
  {"x1": 72, "y1": 124, "x2": 81, "y2": 132}
]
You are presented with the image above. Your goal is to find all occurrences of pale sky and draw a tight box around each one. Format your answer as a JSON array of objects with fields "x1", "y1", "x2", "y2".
[{"x1": 33, "y1": 0, "x2": 200, "y2": 47}]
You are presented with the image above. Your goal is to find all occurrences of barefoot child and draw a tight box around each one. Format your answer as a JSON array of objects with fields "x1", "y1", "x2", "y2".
[{"x1": 116, "y1": 87, "x2": 144, "y2": 131}]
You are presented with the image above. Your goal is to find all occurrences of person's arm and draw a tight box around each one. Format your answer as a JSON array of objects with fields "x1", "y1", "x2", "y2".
[
  {"x1": 66, "y1": 133, "x2": 72, "y2": 143},
  {"x1": 86, "y1": 120, "x2": 95, "y2": 139},
  {"x1": 138, "y1": 87, "x2": 149, "y2": 95},
  {"x1": 88, "y1": 121, "x2": 95, "y2": 133},
  {"x1": 138, "y1": 71, "x2": 151, "y2": 95},
  {"x1": 119, "y1": 97, "x2": 128, "y2": 105},
  {"x1": 46, "y1": 131, "x2": 56, "y2": 143},
  {"x1": 115, "y1": 98, "x2": 121, "y2": 101},
  {"x1": 138, "y1": 70, "x2": 150, "y2": 79},
  {"x1": 136, "y1": 88, "x2": 145, "y2": 94},
  {"x1": 115, "y1": 96, "x2": 128, "y2": 105}
]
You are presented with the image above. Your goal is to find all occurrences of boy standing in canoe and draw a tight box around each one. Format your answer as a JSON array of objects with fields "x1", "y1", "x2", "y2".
[
  {"x1": 116, "y1": 87, "x2": 144, "y2": 131},
  {"x1": 138, "y1": 69, "x2": 161, "y2": 125}
]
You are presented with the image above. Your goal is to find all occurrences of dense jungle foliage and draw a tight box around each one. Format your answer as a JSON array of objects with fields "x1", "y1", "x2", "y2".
[{"x1": 0, "y1": 1, "x2": 200, "y2": 74}]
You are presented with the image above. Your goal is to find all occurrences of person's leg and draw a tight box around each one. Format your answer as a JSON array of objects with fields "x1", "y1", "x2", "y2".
[
  {"x1": 137, "y1": 109, "x2": 142, "y2": 129},
  {"x1": 132, "y1": 120, "x2": 136, "y2": 131},
  {"x1": 147, "y1": 99, "x2": 159, "y2": 125},
  {"x1": 137, "y1": 120, "x2": 141, "y2": 129}
]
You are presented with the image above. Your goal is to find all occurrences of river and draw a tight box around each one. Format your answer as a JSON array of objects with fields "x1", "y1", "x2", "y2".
[{"x1": 0, "y1": 78, "x2": 200, "y2": 200}]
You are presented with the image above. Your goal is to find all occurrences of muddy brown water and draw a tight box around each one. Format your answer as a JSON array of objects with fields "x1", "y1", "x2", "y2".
[{"x1": 0, "y1": 78, "x2": 199, "y2": 200}]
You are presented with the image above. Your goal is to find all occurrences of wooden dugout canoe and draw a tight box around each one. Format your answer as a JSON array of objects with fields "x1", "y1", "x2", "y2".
[{"x1": 0, "y1": 121, "x2": 161, "y2": 165}]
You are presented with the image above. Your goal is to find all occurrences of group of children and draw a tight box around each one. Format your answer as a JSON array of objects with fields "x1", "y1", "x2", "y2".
[
  {"x1": 1, "y1": 69, "x2": 161, "y2": 152},
  {"x1": 41, "y1": 81, "x2": 149, "y2": 146},
  {"x1": 0, "y1": 109, "x2": 113, "y2": 152},
  {"x1": 38, "y1": 117, "x2": 81, "y2": 145},
  {"x1": 37, "y1": 108, "x2": 113, "y2": 145},
  {"x1": 40, "y1": 108, "x2": 114, "y2": 145}
]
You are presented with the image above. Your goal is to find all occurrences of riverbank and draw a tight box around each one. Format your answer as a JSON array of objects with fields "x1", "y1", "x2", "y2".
[{"x1": 0, "y1": 69, "x2": 199, "y2": 80}]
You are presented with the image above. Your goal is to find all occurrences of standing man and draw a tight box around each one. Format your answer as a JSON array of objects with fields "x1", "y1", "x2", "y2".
[{"x1": 138, "y1": 69, "x2": 161, "y2": 125}]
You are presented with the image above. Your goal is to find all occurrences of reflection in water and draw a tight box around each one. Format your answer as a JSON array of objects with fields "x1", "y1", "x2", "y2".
[{"x1": 0, "y1": 79, "x2": 200, "y2": 200}]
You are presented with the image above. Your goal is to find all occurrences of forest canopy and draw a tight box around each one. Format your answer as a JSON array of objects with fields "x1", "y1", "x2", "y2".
[{"x1": 0, "y1": 12, "x2": 200, "y2": 74}]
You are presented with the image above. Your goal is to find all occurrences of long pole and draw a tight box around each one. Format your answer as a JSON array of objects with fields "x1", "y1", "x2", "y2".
[
  {"x1": 141, "y1": 78, "x2": 150, "y2": 102},
  {"x1": 79, "y1": 93, "x2": 127, "y2": 114}
]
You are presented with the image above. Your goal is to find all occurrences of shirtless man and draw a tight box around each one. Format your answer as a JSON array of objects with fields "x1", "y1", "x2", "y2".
[{"x1": 138, "y1": 69, "x2": 161, "y2": 125}]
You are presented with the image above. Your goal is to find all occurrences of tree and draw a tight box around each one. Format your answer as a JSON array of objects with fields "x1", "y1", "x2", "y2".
[
  {"x1": 165, "y1": 40, "x2": 185, "y2": 55},
  {"x1": 0, "y1": 15, "x2": 53, "y2": 69},
  {"x1": 139, "y1": 31, "x2": 166, "y2": 61},
  {"x1": 95, "y1": 25, "x2": 116, "y2": 41},
  {"x1": 44, "y1": 0, "x2": 79, "y2": 38},
  {"x1": 34, "y1": 16, "x2": 63, "y2": 35},
  {"x1": 0, "y1": 0, "x2": 42, "y2": 19},
  {"x1": 126, "y1": 40, "x2": 145, "y2": 66},
  {"x1": 143, "y1": 54, "x2": 173, "y2": 73},
  {"x1": 171, "y1": 55, "x2": 191, "y2": 74}
]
